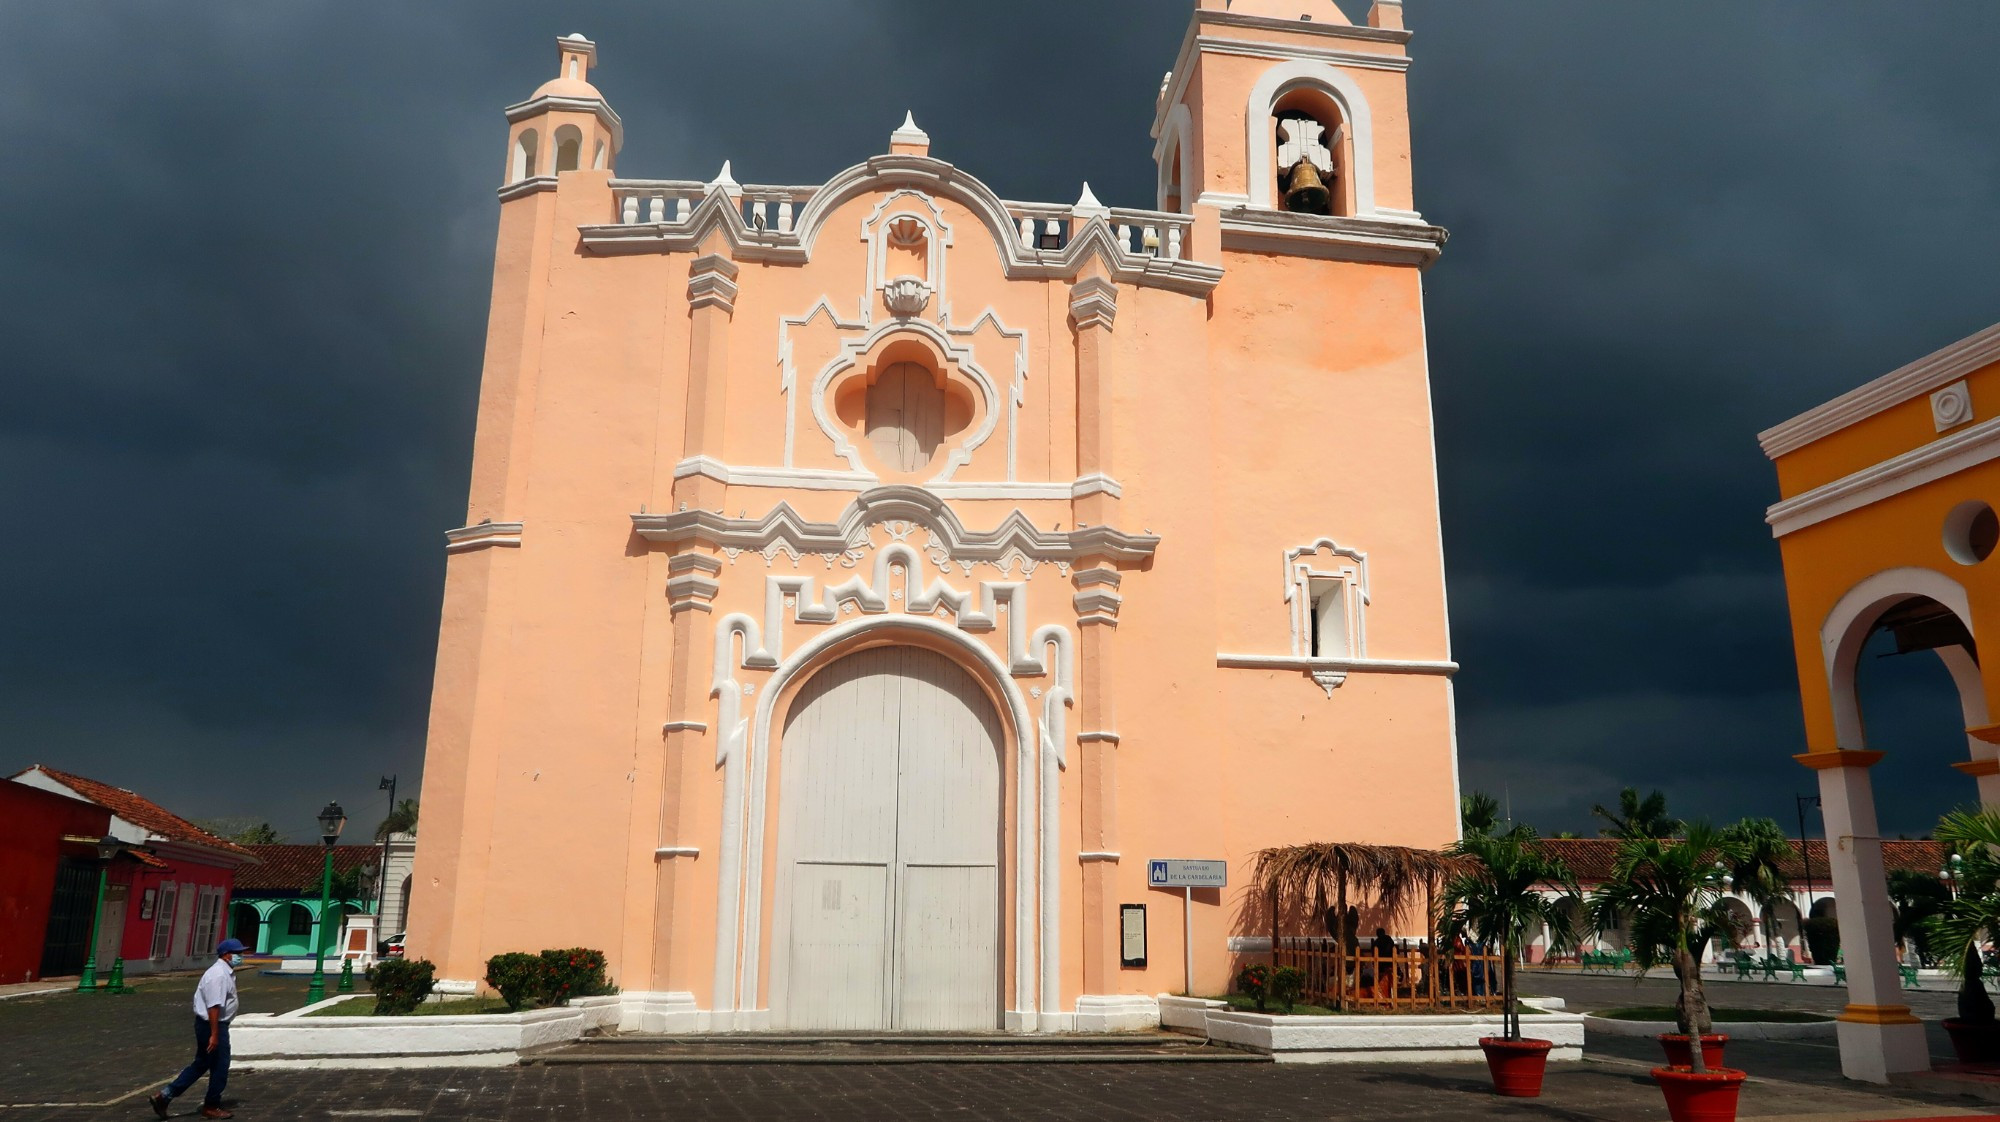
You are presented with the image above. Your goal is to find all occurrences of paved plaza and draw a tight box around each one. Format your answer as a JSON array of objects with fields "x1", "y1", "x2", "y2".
[{"x1": 5, "y1": 968, "x2": 2000, "y2": 1121}]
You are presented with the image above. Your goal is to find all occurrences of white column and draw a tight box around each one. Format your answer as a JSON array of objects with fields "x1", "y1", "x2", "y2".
[{"x1": 1804, "y1": 750, "x2": 1929, "y2": 1083}]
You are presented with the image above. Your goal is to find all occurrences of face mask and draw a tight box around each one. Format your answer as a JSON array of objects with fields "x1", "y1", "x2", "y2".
[{"x1": 230, "y1": 954, "x2": 244, "y2": 966}]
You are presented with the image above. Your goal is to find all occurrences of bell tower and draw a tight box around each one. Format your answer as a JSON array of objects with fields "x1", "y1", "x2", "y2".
[{"x1": 1152, "y1": 0, "x2": 1436, "y2": 251}]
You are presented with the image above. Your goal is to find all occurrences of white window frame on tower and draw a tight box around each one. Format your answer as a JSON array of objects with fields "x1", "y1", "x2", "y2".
[{"x1": 1284, "y1": 539, "x2": 1370, "y2": 661}]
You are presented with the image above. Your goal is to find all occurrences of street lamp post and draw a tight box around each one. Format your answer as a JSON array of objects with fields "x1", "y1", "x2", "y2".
[
  {"x1": 374, "y1": 774, "x2": 397, "y2": 926},
  {"x1": 76, "y1": 835, "x2": 123, "y2": 992},
  {"x1": 305, "y1": 801, "x2": 346, "y2": 1006}
]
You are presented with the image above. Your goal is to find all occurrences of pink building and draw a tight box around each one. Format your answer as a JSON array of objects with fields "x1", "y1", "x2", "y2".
[{"x1": 412, "y1": 0, "x2": 1460, "y2": 1031}]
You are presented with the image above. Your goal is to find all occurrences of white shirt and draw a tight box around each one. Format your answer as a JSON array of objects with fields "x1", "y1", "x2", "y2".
[{"x1": 191, "y1": 958, "x2": 239, "y2": 1022}]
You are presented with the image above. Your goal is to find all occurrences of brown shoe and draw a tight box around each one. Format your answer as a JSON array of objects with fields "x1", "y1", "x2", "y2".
[
  {"x1": 148, "y1": 1092, "x2": 169, "y2": 1119},
  {"x1": 199, "y1": 1108, "x2": 233, "y2": 1119}
]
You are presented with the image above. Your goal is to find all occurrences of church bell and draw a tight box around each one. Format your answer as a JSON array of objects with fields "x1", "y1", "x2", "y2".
[{"x1": 1282, "y1": 158, "x2": 1331, "y2": 214}]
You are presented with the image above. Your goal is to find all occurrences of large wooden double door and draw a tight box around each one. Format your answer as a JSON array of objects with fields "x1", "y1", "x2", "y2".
[{"x1": 775, "y1": 645, "x2": 1002, "y2": 1030}]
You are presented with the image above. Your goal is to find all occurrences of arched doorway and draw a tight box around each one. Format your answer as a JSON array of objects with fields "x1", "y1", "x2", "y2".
[
  {"x1": 230, "y1": 902, "x2": 261, "y2": 948},
  {"x1": 771, "y1": 645, "x2": 1003, "y2": 1030}
]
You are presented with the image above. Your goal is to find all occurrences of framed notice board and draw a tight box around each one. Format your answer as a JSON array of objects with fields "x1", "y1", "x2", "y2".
[{"x1": 1120, "y1": 904, "x2": 1147, "y2": 968}]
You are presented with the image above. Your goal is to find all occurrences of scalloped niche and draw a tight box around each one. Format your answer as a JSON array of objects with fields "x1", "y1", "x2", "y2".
[{"x1": 829, "y1": 336, "x2": 978, "y2": 478}]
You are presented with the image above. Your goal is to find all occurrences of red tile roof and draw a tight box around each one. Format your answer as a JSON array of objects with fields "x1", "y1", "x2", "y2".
[
  {"x1": 13, "y1": 765, "x2": 252, "y2": 858},
  {"x1": 1532, "y1": 836, "x2": 1948, "y2": 884},
  {"x1": 235, "y1": 844, "x2": 381, "y2": 893}
]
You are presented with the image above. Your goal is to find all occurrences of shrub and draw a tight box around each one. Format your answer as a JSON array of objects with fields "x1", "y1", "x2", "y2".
[
  {"x1": 485, "y1": 952, "x2": 548, "y2": 1012},
  {"x1": 1269, "y1": 965, "x2": 1305, "y2": 1014},
  {"x1": 1802, "y1": 916, "x2": 1840, "y2": 966},
  {"x1": 1236, "y1": 963, "x2": 1272, "y2": 1012},
  {"x1": 367, "y1": 957, "x2": 435, "y2": 1016},
  {"x1": 539, "y1": 948, "x2": 612, "y2": 1006}
]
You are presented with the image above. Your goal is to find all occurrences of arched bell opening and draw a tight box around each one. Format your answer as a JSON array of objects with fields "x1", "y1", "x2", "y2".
[
  {"x1": 1271, "y1": 86, "x2": 1349, "y2": 216},
  {"x1": 552, "y1": 124, "x2": 584, "y2": 173}
]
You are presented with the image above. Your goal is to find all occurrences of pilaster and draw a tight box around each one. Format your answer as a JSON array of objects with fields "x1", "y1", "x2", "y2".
[
  {"x1": 649, "y1": 551, "x2": 723, "y2": 990},
  {"x1": 1073, "y1": 565, "x2": 1123, "y2": 995},
  {"x1": 1069, "y1": 277, "x2": 1121, "y2": 529},
  {"x1": 676, "y1": 253, "x2": 739, "y2": 512}
]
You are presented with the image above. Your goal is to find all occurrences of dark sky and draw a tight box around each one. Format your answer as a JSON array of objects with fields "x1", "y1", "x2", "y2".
[{"x1": 4, "y1": 2, "x2": 1997, "y2": 843}]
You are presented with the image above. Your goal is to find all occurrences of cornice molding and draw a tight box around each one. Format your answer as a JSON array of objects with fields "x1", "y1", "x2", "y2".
[
  {"x1": 1152, "y1": 14, "x2": 1409, "y2": 140},
  {"x1": 445, "y1": 521, "x2": 524, "y2": 552},
  {"x1": 632, "y1": 485, "x2": 1160, "y2": 565},
  {"x1": 495, "y1": 176, "x2": 557, "y2": 203},
  {"x1": 1219, "y1": 209, "x2": 1446, "y2": 267},
  {"x1": 1759, "y1": 321, "x2": 2000, "y2": 460},
  {"x1": 1216, "y1": 654, "x2": 1457, "y2": 676},
  {"x1": 503, "y1": 93, "x2": 624, "y2": 151},
  {"x1": 1068, "y1": 276, "x2": 1119, "y2": 332},
  {"x1": 686, "y1": 253, "x2": 740, "y2": 313},
  {"x1": 1765, "y1": 413, "x2": 2000, "y2": 537}
]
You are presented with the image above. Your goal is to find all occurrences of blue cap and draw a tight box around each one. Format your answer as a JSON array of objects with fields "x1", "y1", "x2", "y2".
[{"x1": 217, "y1": 938, "x2": 249, "y2": 955}]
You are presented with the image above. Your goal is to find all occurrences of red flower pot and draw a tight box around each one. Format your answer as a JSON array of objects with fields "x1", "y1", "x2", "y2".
[
  {"x1": 1478, "y1": 1036, "x2": 1554, "y2": 1098},
  {"x1": 1657, "y1": 1033, "x2": 1728, "y2": 1069},
  {"x1": 1943, "y1": 1019, "x2": 2000, "y2": 1066},
  {"x1": 1653, "y1": 1065, "x2": 1747, "y2": 1122}
]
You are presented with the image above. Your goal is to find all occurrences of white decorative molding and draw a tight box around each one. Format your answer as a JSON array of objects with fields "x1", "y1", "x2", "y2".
[
  {"x1": 946, "y1": 307, "x2": 1032, "y2": 481},
  {"x1": 882, "y1": 275, "x2": 931, "y2": 316},
  {"x1": 1765, "y1": 414, "x2": 2000, "y2": 537},
  {"x1": 1153, "y1": 102, "x2": 1193, "y2": 212},
  {"x1": 686, "y1": 253, "x2": 739, "y2": 313},
  {"x1": 494, "y1": 176, "x2": 557, "y2": 203},
  {"x1": 1068, "y1": 277, "x2": 1119, "y2": 332},
  {"x1": 1219, "y1": 211, "x2": 1445, "y2": 267},
  {"x1": 582, "y1": 156, "x2": 1223, "y2": 298},
  {"x1": 1215, "y1": 654, "x2": 1459, "y2": 676},
  {"x1": 653, "y1": 846, "x2": 700, "y2": 859},
  {"x1": 1759, "y1": 322, "x2": 2000, "y2": 458},
  {"x1": 660, "y1": 721, "x2": 708, "y2": 734},
  {"x1": 669, "y1": 457, "x2": 1111, "y2": 500},
  {"x1": 444, "y1": 521, "x2": 524, "y2": 552},
  {"x1": 1077, "y1": 851, "x2": 1121, "y2": 863},
  {"x1": 665, "y1": 553, "x2": 722, "y2": 612},
  {"x1": 1933, "y1": 380, "x2": 1974, "y2": 432},
  {"x1": 502, "y1": 93, "x2": 624, "y2": 152},
  {"x1": 863, "y1": 189, "x2": 953, "y2": 317},
  {"x1": 1245, "y1": 61, "x2": 1377, "y2": 216},
  {"x1": 889, "y1": 110, "x2": 929, "y2": 149},
  {"x1": 1076, "y1": 731, "x2": 1121, "y2": 745},
  {"x1": 1284, "y1": 539, "x2": 1370, "y2": 659},
  {"x1": 1070, "y1": 473, "x2": 1123, "y2": 499},
  {"x1": 633, "y1": 485, "x2": 1160, "y2": 567},
  {"x1": 807, "y1": 317, "x2": 998, "y2": 480}
]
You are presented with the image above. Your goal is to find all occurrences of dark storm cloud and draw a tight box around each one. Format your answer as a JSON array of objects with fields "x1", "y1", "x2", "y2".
[{"x1": 2, "y1": 2, "x2": 1994, "y2": 840}]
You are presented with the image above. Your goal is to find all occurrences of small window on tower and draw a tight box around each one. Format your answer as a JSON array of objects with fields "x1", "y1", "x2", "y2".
[
  {"x1": 1308, "y1": 576, "x2": 1350, "y2": 658},
  {"x1": 553, "y1": 125, "x2": 583, "y2": 173},
  {"x1": 512, "y1": 129, "x2": 539, "y2": 182},
  {"x1": 866, "y1": 362, "x2": 946, "y2": 472}
]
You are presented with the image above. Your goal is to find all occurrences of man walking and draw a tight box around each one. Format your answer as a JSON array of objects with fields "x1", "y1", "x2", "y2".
[{"x1": 150, "y1": 938, "x2": 247, "y2": 1119}]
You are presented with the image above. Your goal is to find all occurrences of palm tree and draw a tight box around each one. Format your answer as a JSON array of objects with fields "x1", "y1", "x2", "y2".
[
  {"x1": 375, "y1": 798, "x2": 419, "y2": 841},
  {"x1": 1441, "y1": 826, "x2": 1580, "y2": 1042},
  {"x1": 1926, "y1": 808, "x2": 2000, "y2": 1029},
  {"x1": 1719, "y1": 817, "x2": 1797, "y2": 957},
  {"x1": 1889, "y1": 869, "x2": 1950, "y2": 965},
  {"x1": 1461, "y1": 791, "x2": 1501, "y2": 837},
  {"x1": 1588, "y1": 822, "x2": 1747, "y2": 1073},
  {"x1": 1592, "y1": 787, "x2": 1679, "y2": 840}
]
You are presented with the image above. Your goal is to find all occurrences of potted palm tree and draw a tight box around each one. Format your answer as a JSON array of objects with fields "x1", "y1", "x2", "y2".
[
  {"x1": 1441, "y1": 825, "x2": 1580, "y2": 1098},
  {"x1": 1928, "y1": 808, "x2": 2000, "y2": 1065},
  {"x1": 1589, "y1": 821, "x2": 1749, "y2": 1122}
]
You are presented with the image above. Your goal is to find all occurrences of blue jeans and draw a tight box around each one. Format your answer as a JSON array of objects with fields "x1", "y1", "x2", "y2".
[{"x1": 165, "y1": 1017, "x2": 229, "y2": 1107}]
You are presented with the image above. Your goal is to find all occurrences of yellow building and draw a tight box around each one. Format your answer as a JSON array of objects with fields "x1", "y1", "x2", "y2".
[{"x1": 1763, "y1": 321, "x2": 2000, "y2": 1082}]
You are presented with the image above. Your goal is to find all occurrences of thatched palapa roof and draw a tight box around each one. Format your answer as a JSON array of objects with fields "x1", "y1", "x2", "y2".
[{"x1": 1253, "y1": 842, "x2": 1469, "y2": 921}]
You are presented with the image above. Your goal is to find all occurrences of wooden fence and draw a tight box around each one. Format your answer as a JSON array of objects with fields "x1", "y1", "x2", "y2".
[{"x1": 1275, "y1": 940, "x2": 1507, "y2": 1012}]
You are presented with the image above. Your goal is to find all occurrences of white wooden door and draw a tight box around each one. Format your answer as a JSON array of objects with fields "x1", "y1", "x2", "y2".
[{"x1": 777, "y1": 645, "x2": 1002, "y2": 1030}]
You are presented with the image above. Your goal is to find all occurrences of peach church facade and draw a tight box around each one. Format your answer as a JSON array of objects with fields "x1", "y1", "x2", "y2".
[{"x1": 408, "y1": 0, "x2": 1460, "y2": 1032}]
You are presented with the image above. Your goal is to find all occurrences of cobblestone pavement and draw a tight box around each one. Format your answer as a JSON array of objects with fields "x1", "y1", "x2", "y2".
[
  {"x1": 7, "y1": 1047, "x2": 2000, "y2": 1122},
  {"x1": 6, "y1": 969, "x2": 1998, "y2": 1121},
  {"x1": 0, "y1": 968, "x2": 313, "y2": 1110}
]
